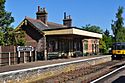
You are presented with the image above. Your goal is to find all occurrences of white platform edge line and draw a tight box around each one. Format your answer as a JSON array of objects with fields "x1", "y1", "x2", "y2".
[
  {"x1": 90, "y1": 65, "x2": 125, "y2": 83},
  {"x1": 0, "y1": 55, "x2": 111, "y2": 76}
]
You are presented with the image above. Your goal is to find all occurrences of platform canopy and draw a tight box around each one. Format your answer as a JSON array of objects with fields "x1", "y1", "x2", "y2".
[{"x1": 43, "y1": 27, "x2": 102, "y2": 39}]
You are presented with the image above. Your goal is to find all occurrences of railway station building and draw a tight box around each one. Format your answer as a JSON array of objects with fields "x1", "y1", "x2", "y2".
[{"x1": 16, "y1": 6, "x2": 102, "y2": 60}]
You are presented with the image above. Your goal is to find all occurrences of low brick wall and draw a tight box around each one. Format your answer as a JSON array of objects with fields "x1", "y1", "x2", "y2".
[{"x1": 0, "y1": 55, "x2": 111, "y2": 83}]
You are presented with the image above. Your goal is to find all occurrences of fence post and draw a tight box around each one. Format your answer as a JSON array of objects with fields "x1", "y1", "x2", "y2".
[
  {"x1": 35, "y1": 50, "x2": 37, "y2": 61},
  {"x1": 18, "y1": 51, "x2": 20, "y2": 64},
  {"x1": 0, "y1": 46, "x2": 1, "y2": 66},
  {"x1": 9, "y1": 52, "x2": 11, "y2": 65},
  {"x1": 29, "y1": 51, "x2": 32, "y2": 62},
  {"x1": 24, "y1": 52, "x2": 26, "y2": 63}
]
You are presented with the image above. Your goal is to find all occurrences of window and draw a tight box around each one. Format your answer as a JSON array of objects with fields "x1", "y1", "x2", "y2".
[
  {"x1": 121, "y1": 45, "x2": 125, "y2": 49},
  {"x1": 116, "y1": 45, "x2": 121, "y2": 50}
]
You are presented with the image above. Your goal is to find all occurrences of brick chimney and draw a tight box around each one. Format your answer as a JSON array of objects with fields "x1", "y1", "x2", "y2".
[
  {"x1": 36, "y1": 6, "x2": 48, "y2": 24},
  {"x1": 63, "y1": 12, "x2": 72, "y2": 27}
]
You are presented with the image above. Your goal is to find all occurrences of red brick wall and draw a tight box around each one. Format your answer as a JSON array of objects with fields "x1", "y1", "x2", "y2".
[
  {"x1": 88, "y1": 39, "x2": 92, "y2": 53},
  {"x1": 83, "y1": 39, "x2": 99, "y2": 54}
]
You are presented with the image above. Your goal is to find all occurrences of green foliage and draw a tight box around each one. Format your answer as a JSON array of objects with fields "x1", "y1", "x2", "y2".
[
  {"x1": 104, "y1": 29, "x2": 109, "y2": 36},
  {"x1": 0, "y1": 0, "x2": 26, "y2": 46},
  {"x1": 0, "y1": 28, "x2": 4, "y2": 45},
  {"x1": 103, "y1": 29, "x2": 113, "y2": 49},
  {"x1": 16, "y1": 39, "x2": 26, "y2": 46},
  {"x1": 3, "y1": 27, "x2": 15, "y2": 45},
  {"x1": 82, "y1": 24, "x2": 103, "y2": 34},
  {"x1": 111, "y1": 6, "x2": 125, "y2": 42},
  {"x1": 99, "y1": 30, "x2": 112, "y2": 54},
  {"x1": 0, "y1": 0, "x2": 14, "y2": 29},
  {"x1": 15, "y1": 30, "x2": 26, "y2": 46},
  {"x1": 0, "y1": 0, "x2": 16, "y2": 46},
  {"x1": 99, "y1": 38, "x2": 107, "y2": 53}
]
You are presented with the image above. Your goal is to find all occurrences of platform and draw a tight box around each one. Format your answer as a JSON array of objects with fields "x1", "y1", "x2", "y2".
[
  {"x1": 0, "y1": 55, "x2": 111, "y2": 83},
  {"x1": 0, "y1": 55, "x2": 104, "y2": 73}
]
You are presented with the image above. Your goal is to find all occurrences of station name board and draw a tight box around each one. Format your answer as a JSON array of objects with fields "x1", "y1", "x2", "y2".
[{"x1": 17, "y1": 46, "x2": 34, "y2": 52}]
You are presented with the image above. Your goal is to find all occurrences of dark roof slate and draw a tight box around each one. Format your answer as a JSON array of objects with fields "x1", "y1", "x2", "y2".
[
  {"x1": 25, "y1": 17, "x2": 66, "y2": 31},
  {"x1": 25, "y1": 17, "x2": 49, "y2": 31},
  {"x1": 47, "y1": 22, "x2": 66, "y2": 29}
]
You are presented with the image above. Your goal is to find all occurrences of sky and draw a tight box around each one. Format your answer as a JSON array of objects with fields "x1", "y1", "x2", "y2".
[{"x1": 5, "y1": 0, "x2": 125, "y2": 33}]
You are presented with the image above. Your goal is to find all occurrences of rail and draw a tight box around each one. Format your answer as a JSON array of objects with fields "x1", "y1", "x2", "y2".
[{"x1": 91, "y1": 65, "x2": 125, "y2": 83}]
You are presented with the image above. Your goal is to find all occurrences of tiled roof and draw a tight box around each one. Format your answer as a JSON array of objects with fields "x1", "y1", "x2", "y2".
[
  {"x1": 25, "y1": 17, "x2": 66, "y2": 31},
  {"x1": 25, "y1": 17, "x2": 49, "y2": 31},
  {"x1": 47, "y1": 22, "x2": 66, "y2": 29}
]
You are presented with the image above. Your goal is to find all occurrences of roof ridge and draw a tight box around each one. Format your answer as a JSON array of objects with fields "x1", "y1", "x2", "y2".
[
  {"x1": 47, "y1": 22, "x2": 67, "y2": 27},
  {"x1": 25, "y1": 16, "x2": 48, "y2": 27},
  {"x1": 25, "y1": 16, "x2": 38, "y2": 21},
  {"x1": 25, "y1": 16, "x2": 68, "y2": 30},
  {"x1": 47, "y1": 22, "x2": 62, "y2": 25}
]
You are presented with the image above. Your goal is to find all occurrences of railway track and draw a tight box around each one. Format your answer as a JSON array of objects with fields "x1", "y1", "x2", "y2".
[{"x1": 36, "y1": 60, "x2": 125, "y2": 83}]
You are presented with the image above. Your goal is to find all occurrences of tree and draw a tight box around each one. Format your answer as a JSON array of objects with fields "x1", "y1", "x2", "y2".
[
  {"x1": 104, "y1": 29, "x2": 110, "y2": 36},
  {"x1": 103, "y1": 29, "x2": 113, "y2": 53},
  {"x1": 0, "y1": 28, "x2": 4, "y2": 45},
  {"x1": 82, "y1": 24, "x2": 103, "y2": 34},
  {"x1": 0, "y1": 0, "x2": 14, "y2": 29},
  {"x1": 0, "y1": 0, "x2": 15, "y2": 45},
  {"x1": 111, "y1": 6, "x2": 125, "y2": 42},
  {"x1": 99, "y1": 37, "x2": 107, "y2": 53},
  {"x1": 15, "y1": 29, "x2": 26, "y2": 46}
]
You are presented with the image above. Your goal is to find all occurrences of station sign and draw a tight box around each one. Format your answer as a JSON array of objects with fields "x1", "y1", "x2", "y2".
[{"x1": 17, "y1": 46, "x2": 34, "y2": 52}]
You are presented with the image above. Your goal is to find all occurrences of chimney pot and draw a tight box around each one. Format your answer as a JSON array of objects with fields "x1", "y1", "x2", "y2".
[
  {"x1": 64, "y1": 12, "x2": 66, "y2": 19},
  {"x1": 69, "y1": 15, "x2": 71, "y2": 19},
  {"x1": 43, "y1": 8, "x2": 47, "y2": 13},
  {"x1": 38, "y1": 6, "x2": 40, "y2": 12}
]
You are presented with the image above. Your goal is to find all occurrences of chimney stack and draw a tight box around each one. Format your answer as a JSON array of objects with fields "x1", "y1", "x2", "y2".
[
  {"x1": 63, "y1": 12, "x2": 72, "y2": 27},
  {"x1": 36, "y1": 6, "x2": 48, "y2": 24}
]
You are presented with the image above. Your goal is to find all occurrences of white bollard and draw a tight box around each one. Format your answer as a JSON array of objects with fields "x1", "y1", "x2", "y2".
[
  {"x1": 30, "y1": 51, "x2": 32, "y2": 57},
  {"x1": 18, "y1": 51, "x2": 20, "y2": 57},
  {"x1": 9, "y1": 52, "x2": 11, "y2": 65}
]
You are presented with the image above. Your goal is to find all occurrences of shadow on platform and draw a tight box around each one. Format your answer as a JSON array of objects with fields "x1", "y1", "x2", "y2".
[{"x1": 112, "y1": 76, "x2": 125, "y2": 83}]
